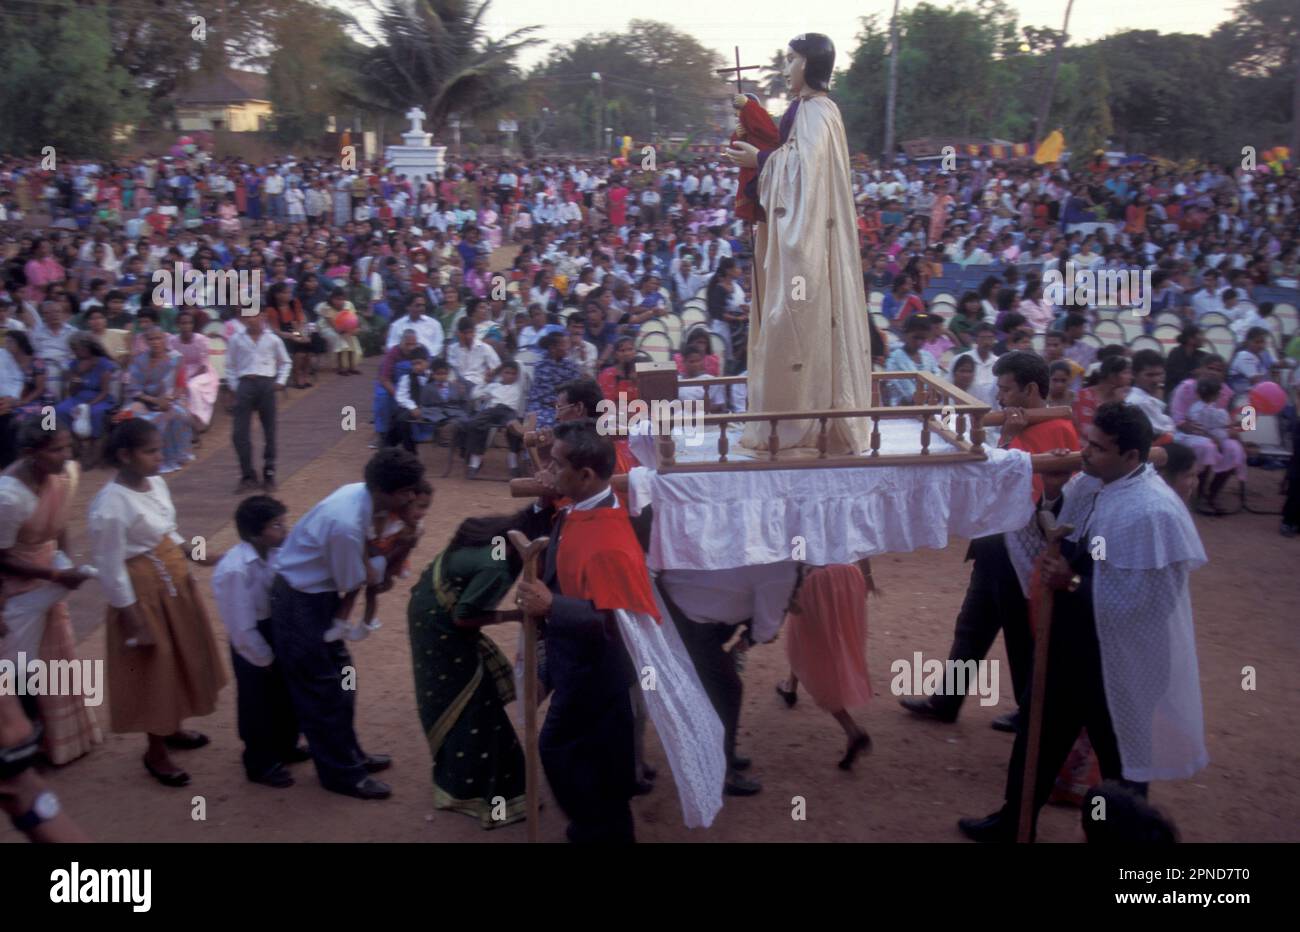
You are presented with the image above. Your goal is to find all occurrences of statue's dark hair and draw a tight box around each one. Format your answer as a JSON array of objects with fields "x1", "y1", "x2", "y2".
[{"x1": 789, "y1": 33, "x2": 835, "y2": 92}]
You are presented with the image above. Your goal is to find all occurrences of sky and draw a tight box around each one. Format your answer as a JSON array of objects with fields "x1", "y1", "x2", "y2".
[{"x1": 469, "y1": 0, "x2": 1238, "y2": 74}]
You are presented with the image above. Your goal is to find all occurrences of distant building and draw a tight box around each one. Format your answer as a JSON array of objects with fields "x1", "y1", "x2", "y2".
[{"x1": 174, "y1": 70, "x2": 272, "y2": 133}]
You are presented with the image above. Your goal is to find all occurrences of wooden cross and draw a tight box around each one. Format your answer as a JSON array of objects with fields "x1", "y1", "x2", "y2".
[
  {"x1": 1017, "y1": 513, "x2": 1075, "y2": 844},
  {"x1": 715, "y1": 46, "x2": 762, "y2": 94},
  {"x1": 507, "y1": 529, "x2": 550, "y2": 843}
]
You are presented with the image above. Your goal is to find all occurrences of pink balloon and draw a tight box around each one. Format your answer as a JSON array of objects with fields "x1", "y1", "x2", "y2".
[{"x1": 1248, "y1": 381, "x2": 1287, "y2": 415}]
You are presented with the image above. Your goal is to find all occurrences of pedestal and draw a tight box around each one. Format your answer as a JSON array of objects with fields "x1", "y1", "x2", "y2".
[{"x1": 385, "y1": 132, "x2": 447, "y2": 186}]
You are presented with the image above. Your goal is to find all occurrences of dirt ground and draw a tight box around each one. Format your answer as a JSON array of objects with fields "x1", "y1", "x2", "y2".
[{"x1": 3, "y1": 366, "x2": 1298, "y2": 844}]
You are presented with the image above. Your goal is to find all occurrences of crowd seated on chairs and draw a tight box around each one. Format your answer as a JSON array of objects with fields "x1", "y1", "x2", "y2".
[{"x1": 2, "y1": 151, "x2": 1297, "y2": 512}]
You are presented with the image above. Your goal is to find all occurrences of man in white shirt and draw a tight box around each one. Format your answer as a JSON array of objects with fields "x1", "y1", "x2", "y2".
[
  {"x1": 270, "y1": 448, "x2": 425, "y2": 800},
  {"x1": 445, "y1": 316, "x2": 501, "y2": 388},
  {"x1": 226, "y1": 310, "x2": 291, "y2": 493},
  {"x1": 212, "y1": 495, "x2": 303, "y2": 788},
  {"x1": 954, "y1": 324, "x2": 1000, "y2": 405},
  {"x1": 384, "y1": 294, "x2": 444, "y2": 358},
  {"x1": 1190, "y1": 271, "x2": 1226, "y2": 319},
  {"x1": 0, "y1": 339, "x2": 24, "y2": 467},
  {"x1": 263, "y1": 168, "x2": 286, "y2": 220}
]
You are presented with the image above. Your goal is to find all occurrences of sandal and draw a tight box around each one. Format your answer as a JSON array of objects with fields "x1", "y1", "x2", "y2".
[
  {"x1": 775, "y1": 682, "x2": 797, "y2": 708},
  {"x1": 144, "y1": 756, "x2": 191, "y2": 787}
]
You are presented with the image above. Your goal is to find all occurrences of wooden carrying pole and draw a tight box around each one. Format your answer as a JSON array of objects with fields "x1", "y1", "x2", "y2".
[
  {"x1": 506, "y1": 530, "x2": 549, "y2": 843},
  {"x1": 1017, "y1": 513, "x2": 1075, "y2": 843}
]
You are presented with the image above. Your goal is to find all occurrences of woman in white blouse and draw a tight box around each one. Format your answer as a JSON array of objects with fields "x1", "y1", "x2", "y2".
[{"x1": 88, "y1": 419, "x2": 226, "y2": 787}]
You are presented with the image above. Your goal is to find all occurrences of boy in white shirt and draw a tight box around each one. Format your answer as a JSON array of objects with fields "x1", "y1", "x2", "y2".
[{"x1": 211, "y1": 495, "x2": 305, "y2": 789}]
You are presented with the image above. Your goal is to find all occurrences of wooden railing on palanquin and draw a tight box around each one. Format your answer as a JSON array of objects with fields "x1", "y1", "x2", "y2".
[{"x1": 632, "y1": 363, "x2": 994, "y2": 474}]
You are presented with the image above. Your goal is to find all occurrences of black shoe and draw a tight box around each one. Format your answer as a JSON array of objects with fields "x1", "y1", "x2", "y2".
[
  {"x1": 958, "y1": 811, "x2": 1018, "y2": 843},
  {"x1": 163, "y1": 730, "x2": 211, "y2": 750},
  {"x1": 143, "y1": 756, "x2": 191, "y2": 787},
  {"x1": 284, "y1": 744, "x2": 311, "y2": 763},
  {"x1": 838, "y1": 733, "x2": 871, "y2": 770},
  {"x1": 262, "y1": 475, "x2": 277, "y2": 492},
  {"x1": 899, "y1": 696, "x2": 958, "y2": 724},
  {"x1": 362, "y1": 753, "x2": 392, "y2": 774},
  {"x1": 466, "y1": 464, "x2": 481, "y2": 480},
  {"x1": 730, "y1": 755, "x2": 752, "y2": 772},
  {"x1": 724, "y1": 771, "x2": 762, "y2": 796},
  {"x1": 233, "y1": 477, "x2": 260, "y2": 494},
  {"x1": 249, "y1": 764, "x2": 295, "y2": 788},
  {"x1": 327, "y1": 776, "x2": 392, "y2": 800},
  {"x1": 632, "y1": 778, "x2": 655, "y2": 796},
  {"x1": 991, "y1": 711, "x2": 1021, "y2": 733},
  {"x1": 775, "y1": 683, "x2": 797, "y2": 708}
]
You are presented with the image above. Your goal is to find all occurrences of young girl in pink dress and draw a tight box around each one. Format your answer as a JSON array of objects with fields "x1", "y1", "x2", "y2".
[{"x1": 776, "y1": 560, "x2": 875, "y2": 770}]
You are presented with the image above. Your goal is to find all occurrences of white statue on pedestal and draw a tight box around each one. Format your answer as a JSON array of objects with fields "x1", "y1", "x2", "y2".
[{"x1": 724, "y1": 33, "x2": 874, "y2": 455}]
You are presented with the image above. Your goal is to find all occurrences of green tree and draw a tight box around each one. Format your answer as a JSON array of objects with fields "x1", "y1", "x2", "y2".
[
  {"x1": 346, "y1": 0, "x2": 541, "y2": 138},
  {"x1": 0, "y1": 3, "x2": 143, "y2": 156},
  {"x1": 265, "y1": 0, "x2": 365, "y2": 144}
]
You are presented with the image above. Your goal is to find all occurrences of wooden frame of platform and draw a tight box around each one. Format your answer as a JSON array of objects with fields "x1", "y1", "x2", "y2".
[{"x1": 633, "y1": 363, "x2": 993, "y2": 474}]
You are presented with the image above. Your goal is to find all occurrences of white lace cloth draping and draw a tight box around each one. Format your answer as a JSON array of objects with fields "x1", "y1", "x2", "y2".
[
  {"x1": 614, "y1": 604, "x2": 726, "y2": 828},
  {"x1": 1005, "y1": 464, "x2": 1209, "y2": 782},
  {"x1": 626, "y1": 446, "x2": 1035, "y2": 572}
]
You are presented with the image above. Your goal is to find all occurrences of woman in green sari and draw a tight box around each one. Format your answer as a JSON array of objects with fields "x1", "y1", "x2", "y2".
[{"x1": 407, "y1": 507, "x2": 552, "y2": 828}]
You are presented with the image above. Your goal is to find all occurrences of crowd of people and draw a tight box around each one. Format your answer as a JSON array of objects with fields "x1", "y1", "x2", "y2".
[{"x1": 0, "y1": 143, "x2": 1297, "y2": 843}]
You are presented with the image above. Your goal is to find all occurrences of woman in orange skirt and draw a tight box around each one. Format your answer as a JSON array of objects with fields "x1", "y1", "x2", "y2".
[
  {"x1": 88, "y1": 420, "x2": 227, "y2": 787},
  {"x1": 775, "y1": 560, "x2": 876, "y2": 770}
]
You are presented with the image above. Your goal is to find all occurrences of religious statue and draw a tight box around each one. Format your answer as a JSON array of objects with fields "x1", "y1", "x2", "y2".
[{"x1": 724, "y1": 33, "x2": 874, "y2": 455}]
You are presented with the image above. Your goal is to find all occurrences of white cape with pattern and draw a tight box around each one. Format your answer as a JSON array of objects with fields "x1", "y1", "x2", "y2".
[{"x1": 1006, "y1": 465, "x2": 1209, "y2": 782}]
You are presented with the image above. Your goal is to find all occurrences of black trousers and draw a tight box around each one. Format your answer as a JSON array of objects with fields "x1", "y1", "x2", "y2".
[
  {"x1": 997, "y1": 551, "x2": 1145, "y2": 836},
  {"x1": 462, "y1": 404, "x2": 522, "y2": 457},
  {"x1": 1284, "y1": 420, "x2": 1300, "y2": 527},
  {"x1": 539, "y1": 631, "x2": 636, "y2": 843},
  {"x1": 233, "y1": 375, "x2": 277, "y2": 480},
  {"x1": 0, "y1": 412, "x2": 17, "y2": 469},
  {"x1": 660, "y1": 583, "x2": 743, "y2": 764},
  {"x1": 267, "y1": 577, "x2": 368, "y2": 791},
  {"x1": 931, "y1": 535, "x2": 1033, "y2": 718},
  {"x1": 230, "y1": 619, "x2": 301, "y2": 779}
]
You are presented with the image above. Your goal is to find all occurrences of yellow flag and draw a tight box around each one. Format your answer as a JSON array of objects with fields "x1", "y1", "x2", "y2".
[{"x1": 1033, "y1": 130, "x2": 1065, "y2": 165}]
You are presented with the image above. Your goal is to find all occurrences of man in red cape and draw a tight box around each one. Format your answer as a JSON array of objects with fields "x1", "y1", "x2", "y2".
[{"x1": 517, "y1": 419, "x2": 658, "y2": 842}]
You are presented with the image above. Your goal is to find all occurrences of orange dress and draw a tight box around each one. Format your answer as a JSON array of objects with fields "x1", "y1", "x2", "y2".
[
  {"x1": 783, "y1": 565, "x2": 872, "y2": 713},
  {"x1": 0, "y1": 462, "x2": 103, "y2": 764}
]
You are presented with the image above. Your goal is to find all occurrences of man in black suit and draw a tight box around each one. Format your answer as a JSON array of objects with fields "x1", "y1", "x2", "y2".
[{"x1": 516, "y1": 420, "x2": 639, "y2": 843}]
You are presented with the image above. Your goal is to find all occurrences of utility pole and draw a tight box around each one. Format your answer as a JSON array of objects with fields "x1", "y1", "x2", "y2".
[
  {"x1": 1033, "y1": 0, "x2": 1075, "y2": 146},
  {"x1": 592, "y1": 72, "x2": 604, "y2": 155},
  {"x1": 884, "y1": 0, "x2": 901, "y2": 166}
]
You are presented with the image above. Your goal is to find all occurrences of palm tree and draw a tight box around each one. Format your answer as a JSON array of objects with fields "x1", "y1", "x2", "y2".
[
  {"x1": 347, "y1": 0, "x2": 542, "y2": 135},
  {"x1": 760, "y1": 48, "x2": 787, "y2": 99}
]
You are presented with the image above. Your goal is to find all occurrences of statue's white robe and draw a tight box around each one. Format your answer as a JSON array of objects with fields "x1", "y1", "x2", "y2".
[{"x1": 742, "y1": 95, "x2": 874, "y2": 454}]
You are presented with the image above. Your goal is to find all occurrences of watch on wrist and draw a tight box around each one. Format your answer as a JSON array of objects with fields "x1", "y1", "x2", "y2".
[
  {"x1": 12, "y1": 790, "x2": 60, "y2": 832},
  {"x1": 1066, "y1": 574, "x2": 1083, "y2": 593}
]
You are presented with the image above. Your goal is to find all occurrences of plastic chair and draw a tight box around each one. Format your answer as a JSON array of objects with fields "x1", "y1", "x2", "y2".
[
  {"x1": 1118, "y1": 316, "x2": 1146, "y2": 343},
  {"x1": 638, "y1": 318, "x2": 669, "y2": 339},
  {"x1": 1128, "y1": 335, "x2": 1162, "y2": 354},
  {"x1": 681, "y1": 307, "x2": 709, "y2": 331},
  {"x1": 1201, "y1": 325, "x2": 1236, "y2": 360},
  {"x1": 1151, "y1": 324, "x2": 1182, "y2": 352},
  {"x1": 661, "y1": 313, "x2": 684, "y2": 348},
  {"x1": 1198, "y1": 312, "x2": 1229, "y2": 327},
  {"x1": 636, "y1": 330, "x2": 673, "y2": 363},
  {"x1": 1273, "y1": 303, "x2": 1297, "y2": 337},
  {"x1": 1093, "y1": 320, "x2": 1125, "y2": 345},
  {"x1": 1154, "y1": 312, "x2": 1184, "y2": 329}
]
